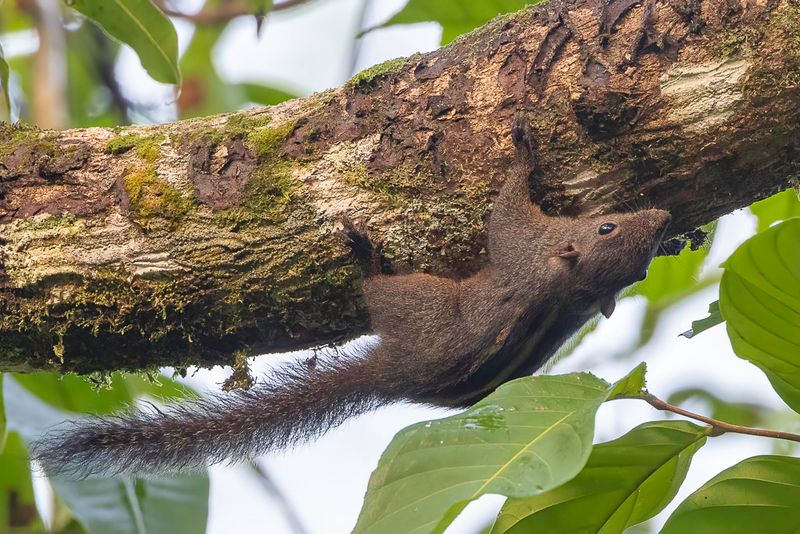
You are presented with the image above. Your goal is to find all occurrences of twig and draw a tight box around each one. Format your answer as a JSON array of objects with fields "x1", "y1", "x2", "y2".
[
  {"x1": 248, "y1": 461, "x2": 309, "y2": 534},
  {"x1": 638, "y1": 391, "x2": 800, "y2": 443},
  {"x1": 156, "y1": 0, "x2": 314, "y2": 25}
]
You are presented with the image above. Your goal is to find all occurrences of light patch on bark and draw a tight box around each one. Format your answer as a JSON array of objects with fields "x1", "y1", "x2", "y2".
[
  {"x1": 1, "y1": 213, "x2": 87, "y2": 286},
  {"x1": 562, "y1": 169, "x2": 619, "y2": 208},
  {"x1": 1, "y1": 211, "x2": 160, "y2": 287},
  {"x1": 302, "y1": 134, "x2": 386, "y2": 224},
  {"x1": 128, "y1": 252, "x2": 184, "y2": 279},
  {"x1": 660, "y1": 58, "x2": 749, "y2": 132}
]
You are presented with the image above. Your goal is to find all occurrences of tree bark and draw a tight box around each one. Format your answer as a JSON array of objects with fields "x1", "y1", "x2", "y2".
[{"x1": 0, "y1": 0, "x2": 797, "y2": 373}]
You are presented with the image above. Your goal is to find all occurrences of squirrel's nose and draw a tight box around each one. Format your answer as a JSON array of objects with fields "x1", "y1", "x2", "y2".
[{"x1": 651, "y1": 210, "x2": 672, "y2": 234}]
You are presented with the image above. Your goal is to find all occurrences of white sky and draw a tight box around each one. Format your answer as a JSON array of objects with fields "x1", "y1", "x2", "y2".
[{"x1": 16, "y1": 0, "x2": 795, "y2": 532}]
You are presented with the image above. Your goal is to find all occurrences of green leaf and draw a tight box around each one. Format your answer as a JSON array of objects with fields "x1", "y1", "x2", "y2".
[
  {"x1": 762, "y1": 368, "x2": 800, "y2": 415},
  {"x1": 719, "y1": 218, "x2": 800, "y2": 413},
  {"x1": 66, "y1": 26, "x2": 127, "y2": 128},
  {"x1": 680, "y1": 301, "x2": 723, "y2": 339},
  {"x1": 68, "y1": 0, "x2": 181, "y2": 84},
  {"x1": 14, "y1": 371, "x2": 195, "y2": 415},
  {"x1": 0, "y1": 432, "x2": 46, "y2": 531},
  {"x1": 750, "y1": 188, "x2": 800, "y2": 232},
  {"x1": 661, "y1": 455, "x2": 800, "y2": 533},
  {"x1": 380, "y1": 0, "x2": 545, "y2": 45},
  {"x1": 247, "y1": 0, "x2": 273, "y2": 12},
  {"x1": 354, "y1": 366, "x2": 647, "y2": 534},
  {"x1": 238, "y1": 83, "x2": 297, "y2": 106},
  {"x1": 608, "y1": 362, "x2": 647, "y2": 399},
  {"x1": 0, "y1": 374, "x2": 5, "y2": 452},
  {"x1": 635, "y1": 242, "x2": 710, "y2": 308},
  {"x1": 3, "y1": 376, "x2": 208, "y2": 534},
  {"x1": 48, "y1": 475, "x2": 209, "y2": 534},
  {"x1": 491, "y1": 421, "x2": 708, "y2": 534},
  {"x1": 0, "y1": 43, "x2": 10, "y2": 122}
]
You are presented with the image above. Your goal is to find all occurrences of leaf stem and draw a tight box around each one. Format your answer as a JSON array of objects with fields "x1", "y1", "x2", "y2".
[
  {"x1": 156, "y1": 0, "x2": 314, "y2": 25},
  {"x1": 638, "y1": 392, "x2": 800, "y2": 443}
]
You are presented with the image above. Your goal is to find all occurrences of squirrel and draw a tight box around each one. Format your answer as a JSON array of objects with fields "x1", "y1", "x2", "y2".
[{"x1": 32, "y1": 118, "x2": 671, "y2": 478}]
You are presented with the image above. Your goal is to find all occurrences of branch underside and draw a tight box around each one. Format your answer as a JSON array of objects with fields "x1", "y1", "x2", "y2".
[{"x1": 0, "y1": 0, "x2": 797, "y2": 373}]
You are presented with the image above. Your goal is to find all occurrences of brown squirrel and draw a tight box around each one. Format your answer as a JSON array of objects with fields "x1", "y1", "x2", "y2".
[{"x1": 32, "y1": 119, "x2": 670, "y2": 477}]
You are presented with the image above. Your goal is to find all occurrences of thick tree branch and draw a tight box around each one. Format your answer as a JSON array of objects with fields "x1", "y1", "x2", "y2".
[{"x1": 0, "y1": 0, "x2": 797, "y2": 373}]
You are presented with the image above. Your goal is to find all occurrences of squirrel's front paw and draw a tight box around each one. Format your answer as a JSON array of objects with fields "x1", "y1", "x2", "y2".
[
  {"x1": 511, "y1": 114, "x2": 537, "y2": 160},
  {"x1": 338, "y1": 216, "x2": 383, "y2": 276}
]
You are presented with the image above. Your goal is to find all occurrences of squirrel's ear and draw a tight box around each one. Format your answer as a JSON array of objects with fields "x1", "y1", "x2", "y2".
[{"x1": 557, "y1": 242, "x2": 580, "y2": 259}]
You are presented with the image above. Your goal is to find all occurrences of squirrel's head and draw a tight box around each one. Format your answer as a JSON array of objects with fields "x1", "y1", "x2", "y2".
[{"x1": 553, "y1": 209, "x2": 671, "y2": 317}]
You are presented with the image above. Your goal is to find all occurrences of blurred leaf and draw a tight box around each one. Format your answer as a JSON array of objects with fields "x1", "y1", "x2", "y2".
[
  {"x1": 51, "y1": 492, "x2": 90, "y2": 534},
  {"x1": 623, "y1": 523, "x2": 654, "y2": 534},
  {"x1": 492, "y1": 421, "x2": 707, "y2": 534},
  {"x1": 680, "y1": 301, "x2": 723, "y2": 339},
  {"x1": 65, "y1": 25, "x2": 127, "y2": 128},
  {"x1": 635, "y1": 245, "x2": 709, "y2": 308},
  {"x1": 178, "y1": 25, "x2": 234, "y2": 118},
  {"x1": 354, "y1": 365, "x2": 646, "y2": 534},
  {"x1": 68, "y1": 0, "x2": 181, "y2": 85},
  {"x1": 661, "y1": 455, "x2": 800, "y2": 533},
  {"x1": 0, "y1": 0, "x2": 34, "y2": 31},
  {"x1": 380, "y1": 0, "x2": 546, "y2": 45},
  {"x1": 762, "y1": 369, "x2": 800, "y2": 416},
  {"x1": 0, "y1": 374, "x2": 5, "y2": 451},
  {"x1": 666, "y1": 387, "x2": 766, "y2": 427},
  {"x1": 750, "y1": 188, "x2": 800, "y2": 232},
  {"x1": 14, "y1": 371, "x2": 195, "y2": 416},
  {"x1": 177, "y1": 24, "x2": 297, "y2": 118},
  {"x1": 238, "y1": 83, "x2": 296, "y2": 106},
  {"x1": 15, "y1": 373, "x2": 135, "y2": 414},
  {"x1": 550, "y1": 315, "x2": 601, "y2": 363},
  {"x1": 0, "y1": 432, "x2": 45, "y2": 531},
  {"x1": 719, "y1": 218, "x2": 800, "y2": 413},
  {"x1": 248, "y1": 0, "x2": 273, "y2": 12},
  {"x1": 0, "y1": 43, "x2": 9, "y2": 122},
  {"x1": 3, "y1": 376, "x2": 209, "y2": 534}
]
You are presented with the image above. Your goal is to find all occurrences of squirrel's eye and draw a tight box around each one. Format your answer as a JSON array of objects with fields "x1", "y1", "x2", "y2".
[{"x1": 598, "y1": 223, "x2": 617, "y2": 235}]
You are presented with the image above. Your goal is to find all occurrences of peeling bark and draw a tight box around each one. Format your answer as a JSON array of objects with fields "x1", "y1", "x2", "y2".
[{"x1": 0, "y1": 0, "x2": 798, "y2": 373}]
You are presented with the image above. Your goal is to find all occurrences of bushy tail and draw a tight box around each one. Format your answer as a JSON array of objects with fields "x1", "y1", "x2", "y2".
[{"x1": 32, "y1": 350, "x2": 389, "y2": 478}]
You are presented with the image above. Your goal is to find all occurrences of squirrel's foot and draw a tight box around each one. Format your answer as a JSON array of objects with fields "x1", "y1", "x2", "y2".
[
  {"x1": 511, "y1": 114, "x2": 537, "y2": 162},
  {"x1": 339, "y1": 216, "x2": 383, "y2": 277}
]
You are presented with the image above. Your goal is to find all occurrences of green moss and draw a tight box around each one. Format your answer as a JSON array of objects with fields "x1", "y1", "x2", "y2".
[
  {"x1": 106, "y1": 133, "x2": 164, "y2": 163},
  {"x1": 715, "y1": 26, "x2": 764, "y2": 57},
  {"x1": 247, "y1": 121, "x2": 296, "y2": 159},
  {"x1": 213, "y1": 159, "x2": 297, "y2": 228},
  {"x1": 348, "y1": 57, "x2": 407, "y2": 90},
  {"x1": 213, "y1": 120, "x2": 299, "y2": 229},
  {"x1": 343, "y1": 160, "x2": 438, "y2": 206},
  {"x1": 225, "y1": 113, "x2": 272, "y2": 136},
  {"x1": 184, "y1": 113, "x2": 273, "y2": 146},
  {"x1": 381, "y1": 197, "x2": 488, "y2": 273},
  {"x1": 15, "y1": 214, "x2": 81, "y2": 236},
  {"x1": 135, "y1": 137, "x2": 164, "y2": 163},
  {"x1": 123, "y1": 167, "x2": 194, "y2": 230},
  {"x1": 222, "y1": 349, "x2": 254, "y2": 391},
  {"x1": 716, "y1": 2, "x2": 800, "y2": 95},
  {"x1": 0, "y1": 122, "x2": 41, "y2": 159}
]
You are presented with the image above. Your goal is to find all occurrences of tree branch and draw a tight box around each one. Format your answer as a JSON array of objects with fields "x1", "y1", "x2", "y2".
[
  {"x1": 156, "y1": 0, "x2": 314, "y2": 25},
  {"x1": 639, "y1": 392, "x2": 800, "y2": 443},
  {"x1": 0, "y1": 0, "x2": 798, "y2": 373}
]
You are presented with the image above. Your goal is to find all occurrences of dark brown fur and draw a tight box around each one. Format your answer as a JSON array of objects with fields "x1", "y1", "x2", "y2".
[{"x1": 32, "y1": 121, "x2": 670, "y2": 477}]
